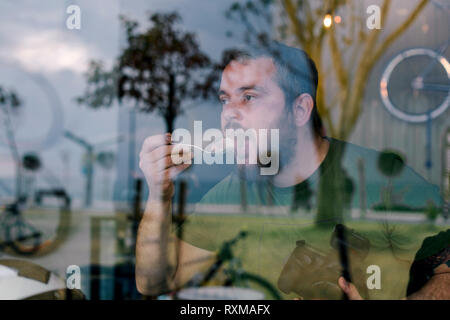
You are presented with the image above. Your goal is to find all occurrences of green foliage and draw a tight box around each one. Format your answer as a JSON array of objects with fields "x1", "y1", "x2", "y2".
[
  {"x1": 76, "y1": 61, "x2": 118, "y2": 108},
  {"x1": 77, "y1": 12, "x2": 218, "y2": 131},
  {"x1": 377, "y1": 150, "x2": 405, "y2": 178},
  {"x1": 425, "y1": 201, "x2": 440, "y2": 222},
  {"x1": 96, "y1": 151, "x2": 115, "y2": 170},
  {"x1": 22, "y1": 152, "x2": 41, "y2": 171}
]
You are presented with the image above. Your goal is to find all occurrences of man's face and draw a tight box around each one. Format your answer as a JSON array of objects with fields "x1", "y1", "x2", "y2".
[
  {"x1": 218, "y1": 57, "x2": 286, "y2": 133},
  {"x1": 218, "y1": 57, "x2": 296, "y2": 176}
]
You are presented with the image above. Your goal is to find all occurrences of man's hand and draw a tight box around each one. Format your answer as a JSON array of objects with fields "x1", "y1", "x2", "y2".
[
  {"x1": 136, "y1": 133, "x2": 194, "y2": 295},
  {"x1": 139, "y1": 133, "x2": 191, "y2": 205},
  {"x1": 408, "y1": 262, "x2": 450, "y2": 300},
  {"x1": 338, "y1": 277, "x2": 363, "y2": 300}
]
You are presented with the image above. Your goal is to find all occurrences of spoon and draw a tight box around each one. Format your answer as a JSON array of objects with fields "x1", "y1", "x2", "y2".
[{"x1": 172, "y1": 138, "x2": 235, "y2": 154}]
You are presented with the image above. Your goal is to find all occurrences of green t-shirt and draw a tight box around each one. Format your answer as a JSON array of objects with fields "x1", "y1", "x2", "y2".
[{"x1": 180, "y1": 138, "x2": 447, "y2": 300}]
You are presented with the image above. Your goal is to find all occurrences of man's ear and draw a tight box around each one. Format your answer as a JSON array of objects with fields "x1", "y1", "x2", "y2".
[{"x1": 292, "y1": 93, "x2": 314, "y2": 128}]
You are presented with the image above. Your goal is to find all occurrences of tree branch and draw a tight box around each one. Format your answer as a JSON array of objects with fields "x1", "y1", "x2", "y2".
[
  {"x1": 282, "y1": 0, "x2": 306, "y2": 45},
  {"x1": 371, "y1": 0, "x2": 428, "y2": 65},
  {"x1": 338, "y1": 0, "x2": 392, "y2": 137},
  {"x1": 315, "y1": 59, "x2": 336, "y2": 137},
  {"x1": 344, "y1": 0, "x2": 428, "y2": 137},
  {"x1": 328, "y1": 24, "x2": 348, "y2": 91}
]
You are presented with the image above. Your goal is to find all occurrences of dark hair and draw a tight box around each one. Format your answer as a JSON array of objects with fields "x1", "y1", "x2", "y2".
[{"x1": 223, "y1": 41, "x2": 323, "y2": 136}]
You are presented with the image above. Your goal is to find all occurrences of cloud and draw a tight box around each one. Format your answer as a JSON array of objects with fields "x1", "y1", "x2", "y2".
[{"x1": 0, "y1": 30, "x2": 92, "y2": 74}]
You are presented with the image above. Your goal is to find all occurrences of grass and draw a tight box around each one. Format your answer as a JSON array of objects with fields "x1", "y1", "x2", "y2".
[
  {"x1": 11, "y1": 208, "x2": 447, "y2": 299},
  {"x1": 182, "y1": 213, "x2": 448, "y2": 300}
]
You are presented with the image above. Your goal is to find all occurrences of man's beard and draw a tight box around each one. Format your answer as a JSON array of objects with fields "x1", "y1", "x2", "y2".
[{"x1": 233, "y1": 114, "x2": 298, "y2": 182}]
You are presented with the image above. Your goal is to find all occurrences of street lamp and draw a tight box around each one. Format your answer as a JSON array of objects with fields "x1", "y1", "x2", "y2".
[
  {"x1": 323, "y1": 13, "x2": 333, "y2": 28},
  {"x1": 64, "y1": 130, "x2": 125, "y2": 207}
]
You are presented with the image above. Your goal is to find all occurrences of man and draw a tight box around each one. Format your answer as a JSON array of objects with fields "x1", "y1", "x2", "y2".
[{"x1": 136, "y1": 41, "x2": 449, "y2": 299}]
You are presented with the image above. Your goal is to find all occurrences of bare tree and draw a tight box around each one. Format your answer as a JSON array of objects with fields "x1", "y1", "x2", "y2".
[{"x1": 225, "y1": 0, "x2": 428, "y2": 139}]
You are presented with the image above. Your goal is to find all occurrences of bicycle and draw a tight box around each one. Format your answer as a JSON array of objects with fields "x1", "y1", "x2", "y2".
[
  {"x1": 0, "y1": 200, "x2": 42, "y2": 255},
  {"x1": 379, "y1": 0, "x2": 450, "y2": 124},
  {"x1": 380, "y1": 40, "x2": 450, "y2": 124},
  {"x1": 0, "y1": 193, "x2": 71, "y2": 257},
  {"x1": 174, "y1": 231, "x2": 282, "y2": 300},
  {"x1": 379, "y1": 23, "x2": 450, "y2": 177},
  {"x1": 0, "y1": 96, "x2": 72, "y2": 256}
]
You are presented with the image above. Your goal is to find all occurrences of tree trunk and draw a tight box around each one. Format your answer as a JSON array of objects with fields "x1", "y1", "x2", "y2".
[
  {"x1": 315, "y1": 142, "x2": 348, "y2": 228},
  {"x1": 165, "y1": 116, "x2": 175, "y2": 134},
  {"x1": 239, "y1": 166, "x2": 248, "y2": 213}
]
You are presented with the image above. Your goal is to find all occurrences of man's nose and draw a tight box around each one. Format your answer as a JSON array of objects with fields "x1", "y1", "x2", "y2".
[{"x1": 222, "y1": 103, "x2": 243, "y2": 122}]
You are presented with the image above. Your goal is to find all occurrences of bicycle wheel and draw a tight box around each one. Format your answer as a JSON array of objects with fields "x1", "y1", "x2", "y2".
[
  {"x1": 1, "y1": 205, "x2": 71, "y2": 257},
  {"x1": 380, "y1": 48, "x2": 450, "y2": 123},
  {"x1": 1, "y1": 211, "x2": 42, "y2": 255},
  {"x1": 233, "y1": 271, "x2": 282, "y2": 300}
]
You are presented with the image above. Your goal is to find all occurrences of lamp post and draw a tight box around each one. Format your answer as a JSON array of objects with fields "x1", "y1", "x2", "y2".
[
  {"x1": 64, "y1": 130, "x2": 125, "y2": 207},
  {"x1": 64, "y1": 131, "x2": 94, "y2": 207}
]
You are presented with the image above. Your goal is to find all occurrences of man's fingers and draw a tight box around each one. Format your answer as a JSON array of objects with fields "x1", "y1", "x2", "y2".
[
  {"x1": 140, "y1": 133, "x2": 171, "y2": 154},
  {"x1": 167, "y1": 163, "x2": 191, "y2": 179},
  {"x1": 154, "y1": 154, "x2": 191, "y2": 173},
  {"x1": 140, "y1": 144, "x2": 192, "y2": 164},
  {"x1": 140, "y1": 150, "x2": 193, "y2": 172},
  {"x1": 140, "y1": 145, "x2": 173, "y2": 165},
  {"x1": 154, "y1": 155, "x2": 175, "y2": 172},
  {"x1": 338, "y1": 277, "x2": 363, "y2": 300},
  {"x1": 149, "y1": 163, "x2": 191, "y2": 185}
]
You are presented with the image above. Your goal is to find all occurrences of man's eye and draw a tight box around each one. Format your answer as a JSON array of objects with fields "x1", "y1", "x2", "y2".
[
  {"x1": 243, "y1": 95, "x2": 255, "y2": 102},
  {"x1": 219, "y1": 97, "x2": 229, "y2": 105}
]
